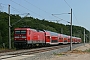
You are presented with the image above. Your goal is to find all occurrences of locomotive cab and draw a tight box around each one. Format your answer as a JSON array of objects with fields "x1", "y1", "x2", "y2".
[
  {"x1": 14, "y1": 28, "x2": 30, "y2": 48},
  {"x1": 14, "y1": 28, "x2": 46, "y2": 48}
]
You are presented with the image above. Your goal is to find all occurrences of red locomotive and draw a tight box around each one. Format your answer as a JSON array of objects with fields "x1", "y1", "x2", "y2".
[{"x1": 14, "y1": 27, "x2": 82, "y2": 48}]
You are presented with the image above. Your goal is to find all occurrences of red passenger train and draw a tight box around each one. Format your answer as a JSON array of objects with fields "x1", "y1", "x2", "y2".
[{"x1": 14, "y1": 27, "x2": 82, "y2": 48}]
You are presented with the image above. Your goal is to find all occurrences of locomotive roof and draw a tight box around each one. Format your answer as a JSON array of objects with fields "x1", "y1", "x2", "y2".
[
  {"x1": 45, "y1": 30, "x2": 59, "y2": 36},
  {"x1": 15, "y1": 28, "x2": 44, "y2": 32},
  {"x1": 14, "y1": 28, "x2": 30, "y2": 30},
  {"x1": 60, "y1": 34, "x2": 68, "y2": 37},
  {"x1": 77, "y1": 37, "x2": 81, "y2": 39}
]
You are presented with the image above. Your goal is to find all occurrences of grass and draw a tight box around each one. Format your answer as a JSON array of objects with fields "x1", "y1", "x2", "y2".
[
  {"x1": 56, "y1": 53, "x2": 66, "y2": 56},
  {"x1": 85, "y1": 49, "x2": 90, "y2": 52},
  {"x1": 53, "y1": 52, "x2": 66, "y2": 56},
  {"x1": 0, "y1": 48, "x2": 16, "y2": 53}
]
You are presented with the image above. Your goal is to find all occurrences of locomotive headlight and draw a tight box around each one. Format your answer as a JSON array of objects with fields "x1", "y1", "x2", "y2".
[
  {"x1": 15, "y1": 36, "x2": 19, "y2": 38},
  {"x1": 22, "y1": 36, "x2": 26, "y2": 38},
  {"x1": 25, "y1": 39, "x2": 26, "y2": 40}
]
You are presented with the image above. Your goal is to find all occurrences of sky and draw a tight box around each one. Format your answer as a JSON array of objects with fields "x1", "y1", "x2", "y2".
[{"x1": 0, "y1": 0, "x2": 90, "y2": 30}]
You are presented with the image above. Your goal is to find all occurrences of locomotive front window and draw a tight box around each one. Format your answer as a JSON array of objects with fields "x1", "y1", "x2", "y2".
[
  {"x1": 15, "y1": 30, "x2": 26, "y2": 34},
  {"x1": 21, "y1": 30, "x2": 26, "y2": 34},
  {"x1": 15, "y1": 31, "x2": 20, "y2": 34}
]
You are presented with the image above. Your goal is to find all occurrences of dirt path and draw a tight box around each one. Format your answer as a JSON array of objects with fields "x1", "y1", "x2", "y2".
[{"x1": 47, "y1": 43, "x2": 90, "y2": 60}]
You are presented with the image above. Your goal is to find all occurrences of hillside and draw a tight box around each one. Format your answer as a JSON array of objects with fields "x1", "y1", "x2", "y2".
[{"x1": 0, "y1": 12, "x2": 89, "y2": 48}]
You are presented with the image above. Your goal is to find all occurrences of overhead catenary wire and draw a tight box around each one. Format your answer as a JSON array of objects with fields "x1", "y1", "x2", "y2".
[
  {"x1": 10, "y1": 6, "x2": 30, "y2": 17},
  {"x1": 1, "y1": 1, "x2": 64, "y2": 23},
  {"x1": 0, "y1": 3, "x2": 26, "y2": 16},
  {"x1": 23, "y1": 0, "x2": 54, "y2": 20},
  {"x1": 10, "y1": 0, "x2": 45, "y2": 19},
  {"x1": 73, "y1": 12, "x2": 80, "y2": 25},
  {"x1": 10, "y1": 0, "x2": 70, "y2": 23},
  {"x1": 52, "y1": 14, "x2": 70, "y2": 23},
  {"x1": 0, "y1": 3, "x2": 22, "y2": 13},
  {"x1": 23, "y1": 0, "x2": 50, "y2": 14},
  {"x1": 10, "y1": 6, "x2": 23, "y2": 14},
  {"x1": 1, "y1": 1, "x2": 79, "y2": 25},
  {"x1": 63, "y1": 0, "x2": 80, "y2": 25},
  {"x1": 64, "y1": 0, "x2": 72, "y2": 9},
  {"x1": 23, "y1": 0, "x2": 71, "y2": 23},
  {"x1": 0, "y1": 3, "x2": 8, "y2": 12},
  {"x1": 10, "y1": 0, "x2": 75, "y2": 24},
  {"x1": 11, "y1": 13, "x2": 30, "y2": 26}
]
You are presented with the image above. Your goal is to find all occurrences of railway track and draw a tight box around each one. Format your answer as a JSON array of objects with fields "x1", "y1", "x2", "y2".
[{"x1": 0, "y1": 44, "x2": 81, "y2": 60}]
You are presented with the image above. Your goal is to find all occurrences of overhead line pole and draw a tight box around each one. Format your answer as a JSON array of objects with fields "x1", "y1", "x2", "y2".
[
  {"x1": 70, "y1": 8, "x2": 72, "y2": 51},
  {"x1": 8, "y1": 5, "x2": 30, "y2": 49},
  {"x1": 84, "y1": 29, "x2": 85, "y2": 45},
  {"x1": 52, "y1": 9, "x2": 72, "y2": 51},
  {"x1": 8, "y1": 4, "x2": 11, "y2": 49}
]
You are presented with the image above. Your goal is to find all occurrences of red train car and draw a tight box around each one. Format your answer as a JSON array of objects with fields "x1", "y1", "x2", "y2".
[
  {"x1": 45, "y1": 31, "x2": 59, "y2": 45},
  {"x1": 67, "y1": 36, "x2": 82, "y2": 43},
  {"x1": 14, "y1": 28, "x2": 45, "y2": 48},
  {"x1": 44, "y1": 31, "x2": 50, "y2": 44},
  {"x1": 67, "y1": 36, "x2": 70, "y2": 43},
  {"x1": 72, "y1": 37, "x2": 78, "y2": 43},
  {"x1": 77, "y1": 38, "x2": 82, "y2": 43},
  {"x1": 58, "y1": 34, "x2": 68, "y2": 44}
]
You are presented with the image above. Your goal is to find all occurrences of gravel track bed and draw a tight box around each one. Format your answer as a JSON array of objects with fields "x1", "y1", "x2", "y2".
[
  {"x1": 20, "y1": 44, "x2": 83, "y2": 60},
  {"x1": 0, "y1": 44, "x2": 83, "y2": 60}
]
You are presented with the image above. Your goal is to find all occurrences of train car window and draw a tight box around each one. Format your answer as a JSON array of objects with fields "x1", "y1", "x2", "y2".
[
  {"x1": 21, "y1": 30, "x2": 26, "y2": 34},
  {"x1": 59, "y1": 38, "x2": 61, "y2": 40},
  {"x1": 15, "y1": 31, "x2": 20, "y2": 34},
  {"x1": 46, "y1": 36, "x2": 50, "y2": 39},
  {"x1": 51, "y1": 40, "x2": 58, "y2": 43},
  {"x1": 68, "y1": 38, "x2": 70, "y2": 40}
]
